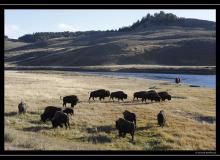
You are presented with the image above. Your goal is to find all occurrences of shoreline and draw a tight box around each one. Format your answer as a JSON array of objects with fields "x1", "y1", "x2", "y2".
[{"x1": 4, "y1": 65, "x2": 216, "y2": 75}]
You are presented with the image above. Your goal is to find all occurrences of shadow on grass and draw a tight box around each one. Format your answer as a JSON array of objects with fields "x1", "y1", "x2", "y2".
[
  {"x1": 4, "y1": 112, "x2": 17, "y2": 117},
  {"x1": 28, "y1": 111, "x2": 41, "y2": 115},
  {"x1": 77, "y1": 134, "x2": 112, "y2": 144},
  {"x1": 21, "y1": 126, "x2": 51, "y2": 132},
  {"x1": 121, "y1": 101, "x2": 151, "y2": 106},
  {"x1": 136, "y1": 125, "x2": 153, "y2": 131},
  {"x1": 172, "y1": 96, "x2": 187, "y2": 99},
  {"x1": 195, "y1": 115, "x2": 216, "y2": 124},
  {"x1": 87, "y1": 100, "x2": 112, "y2": 103},
  {"x1": 28, "y1": 120, "x2": 44, "y2": 125},
  {"x1": 87, "y1": 125, "x2": 116, "y2": 134}
]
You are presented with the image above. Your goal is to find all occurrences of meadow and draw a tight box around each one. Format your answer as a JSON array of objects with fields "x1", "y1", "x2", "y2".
[{"x1": 4, "y1": 70, "x2": 216, "y2": 150}]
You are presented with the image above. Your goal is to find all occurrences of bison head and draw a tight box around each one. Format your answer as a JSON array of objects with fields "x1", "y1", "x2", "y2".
[
  {"x1": 116, "y1": 118, "x2": 124, "y2": 129},
  {"x1": 40, "y1": 114, "x2": 46, "y2": 122},
  {"x1": 51, "y1": 119, "x2": 59, "y2": 128},
  {"x1": 106, "y1": 90, "x2": 110, "y2": 97},
  {"x1": 124, "y1": 94, "x2": 128, "y2": 99},
  {"x1": 123, "y1": 110, "x2": 130, "y2": 116},
  {"x1": 168, "y1": 95, "x2": 171, "y2": 100}
]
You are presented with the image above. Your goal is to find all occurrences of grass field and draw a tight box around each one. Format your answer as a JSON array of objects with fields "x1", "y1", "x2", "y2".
[{"x1": 4, "y1": 70, "x2": 216, "y2": 150}]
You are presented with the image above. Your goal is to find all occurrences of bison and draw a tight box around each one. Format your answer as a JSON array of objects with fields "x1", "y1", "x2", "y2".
[
  {"x1": 110, "y1": 91, "x2": 127, "y2": 101},
  {"x1": 157, "y1": 110, "x2": 166, "y2": 128},
  {"x1": 63, "y1": 108, "x2": 74, "y2": 115},
  {"x1": 60, "y1": 95, "x2": 79, "y2": 108},
  {"x1": 133, "y1": 91, "x2": 148, "y2": 102},
  {"x1": 51, "y1": 111, "x2": 70, "y2": 129},
  {"x1": 123, "y1": 110, "x2": 136, "y2": 127},
  {"x1": 18, "y1": 100, "x2": 27, "y2": 114},
  {"x1": 158, "y1": 92, "x2": 171, "y2": 101},
  {"x1": 115, "y1": 118, "x2": 135, "y2": 141},
  {"x1": 89, "y1": 89, "x2": 110, "y2": 101},
  {"x1": 40, "y1": 106, "x2": 62, "y2": 122},
  {"x1": 145, "y1": 90, "x2": 161, "y2": 102}
]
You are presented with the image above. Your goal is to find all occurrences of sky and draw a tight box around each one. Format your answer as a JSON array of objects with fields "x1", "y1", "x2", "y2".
[{"x1": 5, "y1": 9, "x2": 216, "y2": 39}]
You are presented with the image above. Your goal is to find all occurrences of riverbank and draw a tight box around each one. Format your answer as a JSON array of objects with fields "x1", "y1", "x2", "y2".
[
  {"x1": 5, "y1": 70, "x2": 216, "y2": 150},
  {"x1": 4, "y1": 64, "x2": 216, "y2": 75}
]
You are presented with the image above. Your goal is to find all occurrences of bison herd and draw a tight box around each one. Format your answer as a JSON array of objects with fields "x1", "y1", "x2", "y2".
[{"x1": 17, "y1": 89, "x2": 171, "y2": 142}]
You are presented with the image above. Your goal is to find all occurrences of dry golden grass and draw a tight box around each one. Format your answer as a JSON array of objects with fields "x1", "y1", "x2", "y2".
[{"x1": 4, "y1": 70, "x2": 216, "y2": 150}]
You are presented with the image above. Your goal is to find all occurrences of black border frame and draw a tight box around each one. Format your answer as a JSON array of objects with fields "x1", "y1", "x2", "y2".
[{"x1": 1, "y1": 4, "x2": 219, "y2": 156}]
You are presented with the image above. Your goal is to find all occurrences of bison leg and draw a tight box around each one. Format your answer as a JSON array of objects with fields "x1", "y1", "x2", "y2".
[
  {"x1": 67, "y1": 121, "x2": 70, "y2": 129},
  {"x1": 63, "y1": 102, "x2": 66, "y2": 107},
  {"x1": 122, "y1": 133, "x2": 126, "y2": 138},
  {"x1": 64, "y1": 123, "x2": 68, "y2": 129},
  {"x1": 131, "y1": 132, "x2": 134, "y2": 141},
  {"x1": 119, "y1": 131, "x2": 122, "y2": 137}
]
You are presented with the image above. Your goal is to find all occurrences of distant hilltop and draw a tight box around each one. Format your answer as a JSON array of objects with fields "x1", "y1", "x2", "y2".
[{"x1": 5, "y1": 12, "x2": 216, "y2": 66}]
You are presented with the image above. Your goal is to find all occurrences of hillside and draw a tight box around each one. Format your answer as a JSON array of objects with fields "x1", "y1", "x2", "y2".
[{"x1": 4, "y1": 12, "x2": 216, "y2": 67}]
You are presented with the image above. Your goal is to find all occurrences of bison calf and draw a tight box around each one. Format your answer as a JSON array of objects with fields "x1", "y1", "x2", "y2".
[
  {"x1": 63, "y1": 108, "x2": 74, "y2": 115},
  {"x1": 41, "y1": 106, "x2": 62, "y2": 122},
  {"x1": 157, "y1": 110, "x2": 166, "y2": 128},
  {"x1": 115, "y1": 118, "x2": 135, "y2": 141},
  {"x1": 123, "y1": 110, "x2": 136, "y2": 127},
  {"x1": 18, "y1": 101, "x2": 27, "y2": 114},
  {"x1": 110, "y1": 91, "x2": 127, "y2": 101},
  {"x1": 51, "y1": 111, "x2": 70, "y2": 129}
]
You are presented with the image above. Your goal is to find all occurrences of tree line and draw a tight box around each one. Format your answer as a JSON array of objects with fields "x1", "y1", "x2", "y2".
[{"x1": 16, "y1": 12, "x2": 182, "y2": 43}]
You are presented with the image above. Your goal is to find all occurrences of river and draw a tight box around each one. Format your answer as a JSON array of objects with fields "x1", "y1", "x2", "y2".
[{"x1": 80, "y1": 71, "x2": 216, "y2": 88}]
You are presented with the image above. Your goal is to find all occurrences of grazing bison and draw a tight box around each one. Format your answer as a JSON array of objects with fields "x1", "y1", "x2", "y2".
[
  {"x1": 110, "y1": 91, "x2": 127, "y2": 101},
  {"x1": 41, "y1": 106, "x2": 62, "y2": 122},
  {"x1": 51, "y1": 111, "x2": 70, "y2": 129},
  {"x1": 158, "y1": 92, "x2": 171, "y2": 101},
  {"x1": 18, "y1": 100, "x2": 27, "y2": 114},
  {"x1": 89, "y1": 89, "x2": 110, "y2": 101},
  {"x1": 133, "y1": 91, "x2": 148, "y2": 102},
  {"x1": 115, "y1": 118, "x2": 135, "y2": 141},
  {"x1": 123, "y1": 110, "x2": 136, "y2": 127},
  {"x1": 60, "y1": 95, "x2": 79, "y2": 108},
  {"x1": 63, "y1": 108, "x2": 74, "y2": 115},
  {"x1": 146, "y1": 90, "x2": 161, "y2": 102},
  {"x1": 157, "y1": 110, "x2": 166, "y2": 128}
]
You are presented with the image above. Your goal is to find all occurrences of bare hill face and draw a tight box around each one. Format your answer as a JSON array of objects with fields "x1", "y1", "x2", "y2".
[{"x1": 5, "y1": 20, "x2": 216, "y2": 66}]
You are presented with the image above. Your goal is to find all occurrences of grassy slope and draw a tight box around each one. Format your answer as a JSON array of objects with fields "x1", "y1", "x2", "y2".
[
  {"x1": 5, "y1": 27, "x2": 216, "y2": 67},
  {"x1": 4, "y1": 71, "x2": 216, "y2": 150}
]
